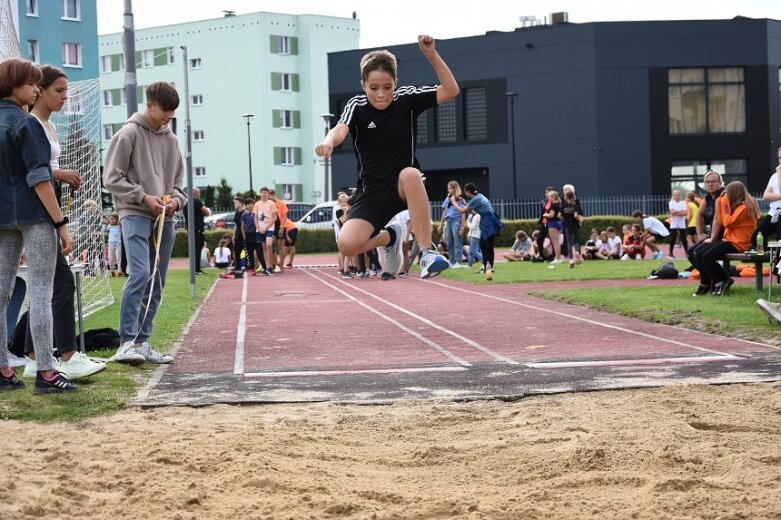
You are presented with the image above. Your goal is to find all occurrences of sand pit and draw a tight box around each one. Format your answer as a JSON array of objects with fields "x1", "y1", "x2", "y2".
[{"x1": 1, "y1": 382, "x2": 780, "y2": 519}]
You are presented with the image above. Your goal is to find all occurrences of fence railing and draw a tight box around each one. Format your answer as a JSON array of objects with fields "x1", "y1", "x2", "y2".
[{"x1": 430, "y1": 193, "x2": 769, "y2": 220}]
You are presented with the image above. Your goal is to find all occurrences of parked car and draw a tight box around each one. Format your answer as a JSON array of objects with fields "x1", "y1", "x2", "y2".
[
  {"x1": 296, "y1": 201, "x2": 339, "y2": 230},
  {"x1": 204, "y1": 211, "x2": 235, "y2": 229},
  {"x1": 285, "y1": 202, "x2": 314, "y2": 223}
]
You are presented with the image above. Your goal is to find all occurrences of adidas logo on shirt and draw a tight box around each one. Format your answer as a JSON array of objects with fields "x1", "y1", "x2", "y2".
[{"x1": 367, "y1": 121, "x2": 376, "y2": 129}]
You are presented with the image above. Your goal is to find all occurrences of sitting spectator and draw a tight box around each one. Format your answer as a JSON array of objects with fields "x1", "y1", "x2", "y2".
[
  {"x1": 621, "y1": 224, "x2": 646, "y2": 260},
  {"x1": 632, "y1": 210, "x2": 670, "y2": 260},
  {"x1": 751, "y1": 155, "x2": 781, "y2": 249},
  {"x1": 582, "y1": 230, "x2": 601, "y2": 260},
  {"x1": 529, "y1": 230, "x2": 554, "y2": 262},
  {"x1": 606, "y1": 227, "x2": 622, "y2": 259},
  {"x1": 200, "y1": 242, "x2": 212, "y2": 268},
  {"x1": 503, "y1": 230, "x2": 533, "y2": 261},
  {"x1": 213, "y1": 238, "x2": 232, "y2": 269},
  {"x1": 692, "y1": 181, "x2": 759, "y2": 296}
]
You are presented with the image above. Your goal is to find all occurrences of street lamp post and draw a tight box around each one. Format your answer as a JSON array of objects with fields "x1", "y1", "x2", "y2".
[
  {"x1": 505, "y1": 92, "x2": 518, "y2": 199},
  {"x1": 321, "y1": 113, "x2": 334, "y2": 201},
  {"x1": 242, "y1": 113, "x2": 254, "y2": 194}
]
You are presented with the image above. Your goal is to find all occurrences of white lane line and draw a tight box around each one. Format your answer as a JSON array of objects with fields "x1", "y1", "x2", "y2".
[
  {"x1": 314, "y1": 269, "x2": 519, "y2": 365},
  {"x1": 424, "y1": 280, "x2": 740, "y2": 359},
  {"x1": 245, "y1": 366, "x2": 468, "y2": 378},
  {"x1": 233, "y1": 274, "x2": 248, "y2": 375},
  {"x1": 303, "y1": 270, "x2": 472, "y2": 367},
  {"x1": 526, "y1": 354, "x2": 742, "y2": 369}
]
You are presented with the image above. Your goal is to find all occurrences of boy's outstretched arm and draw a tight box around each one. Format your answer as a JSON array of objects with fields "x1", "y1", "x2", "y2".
[
  {"x1": 315, "y1": 123, "x2": 349, "y2": 159},
  {"x1": 418, "y1": 34, "x2": 459, "y2": 104}
]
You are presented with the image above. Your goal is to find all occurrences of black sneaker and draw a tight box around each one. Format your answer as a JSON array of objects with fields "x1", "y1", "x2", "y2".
[
  {"x1": 33, "y1": 372, "x2": 79, "y2": 395},
  {"x1": 380, "y1": 272, "x2": 396, "y2": 281},
  {"x1": 0, "y1": 370, "x2": 25, "y2": 391}
]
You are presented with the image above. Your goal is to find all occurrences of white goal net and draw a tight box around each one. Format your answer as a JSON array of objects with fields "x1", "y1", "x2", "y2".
[{"x1": 1, "y1": 0, "x2": 114, "y2": 318}]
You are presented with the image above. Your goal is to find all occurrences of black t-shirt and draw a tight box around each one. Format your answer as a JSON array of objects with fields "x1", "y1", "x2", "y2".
[
  {"x1": 339, "y1": 85, "x2": 438, "y2": 186},
  {"x1": 561, "y1": 199, "x2": 584, "y2": 229},
  {"x1": 702, "y1": 188, "x2": 725, "y2": 227},
  {"x1": 233, "y1": 208, "x2": 244, "y2": 235},
  {"x1": 184, "y1": 198, "x2": 205, "y2": 233}
]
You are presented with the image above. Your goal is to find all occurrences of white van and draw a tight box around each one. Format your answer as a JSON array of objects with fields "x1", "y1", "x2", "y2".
[{"x1": 296, "y1": 201, "x2": 339, "y2": 230}]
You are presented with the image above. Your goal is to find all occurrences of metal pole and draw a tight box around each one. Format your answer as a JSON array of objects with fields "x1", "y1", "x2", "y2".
[
  {"x1": 506, "y1": 92, "x2": 518, "y2": 199},
  {"x1": 321, "y1": 113, "x2": 333, "y2": 201},
  {"x1": 242, "y1": 114, "x2": 254, "y2": 194},
  {"x1": 122, "y1": 0, "x2": 138, "y2": 116},
  {"x1": 181, "y1": 46, "x2": 195, "y2": 297}
]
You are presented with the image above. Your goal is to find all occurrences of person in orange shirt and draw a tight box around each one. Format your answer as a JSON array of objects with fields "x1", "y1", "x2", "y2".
[
  {"x1": 281, "y1": 218, "x2": 298, "y2": 268},
  {"x1": 691, "y1": 181, "x2": 759, "y2": 296},
  {"x1": 268, "y1": 189, "x2": 288, "y2": 273}
]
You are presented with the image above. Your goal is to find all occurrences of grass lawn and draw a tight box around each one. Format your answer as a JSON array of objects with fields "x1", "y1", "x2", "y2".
[{"x1": 0, "y1": 269, "x2": 217, "y2": 422}]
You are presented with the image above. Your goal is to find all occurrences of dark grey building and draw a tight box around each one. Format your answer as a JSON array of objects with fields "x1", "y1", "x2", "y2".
[{"x1": 326, "y1": 17, "x2": 781, "y2": 202}]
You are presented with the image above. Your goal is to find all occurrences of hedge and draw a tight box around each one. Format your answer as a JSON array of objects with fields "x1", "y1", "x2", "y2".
[{"x1": 172, "y1": 216, "x2": 638, "y2": 257}]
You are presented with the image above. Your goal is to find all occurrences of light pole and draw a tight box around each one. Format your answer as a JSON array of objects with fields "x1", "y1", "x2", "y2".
[
  {"x1": 505, "y1": 92, "x2": 518, "y2": 199},
  {"x1": 321, "y1": 113, "x2": 334, "y2": 201},
  {"x1": 242, "y1": 113, "x2": 254, "y2": 194}
]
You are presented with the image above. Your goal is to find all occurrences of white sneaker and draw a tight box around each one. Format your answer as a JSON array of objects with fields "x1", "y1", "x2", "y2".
[
  {"x1": 383, "y1": 221, "x2": 406, "y2": 276},
  {"x1": 419, "y1": 248, "x2": 449, "y2": 279},
  {"x1": 550, "y1": 259, "x2": 564, "y2": 264},
  {"x1": 22, "y1": 357, "x2": 63, "y2": 378},
  {"x1": 756, "y1": 299, "x2": 781, "y2": 324},
  {"x1": 111, "y1": 341, "x2": 146, "y2": 366},
  {"x1": 450, "y1": 263, "x2": 466, "y2": 269},
  {"x1": 136, "y1": 342, "x2": 173, "y2": 364},
  {"x1": 58, "y1": 351, "x2": 107, "y2": 379},
  {"x1": 621, "y1": 254, "x2": 629, "y2": 261}
]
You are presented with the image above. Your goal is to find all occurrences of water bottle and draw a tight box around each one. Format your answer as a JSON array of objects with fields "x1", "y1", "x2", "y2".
[{"x1": 757, "y1": 232, "x2": 764, "y2": 255}]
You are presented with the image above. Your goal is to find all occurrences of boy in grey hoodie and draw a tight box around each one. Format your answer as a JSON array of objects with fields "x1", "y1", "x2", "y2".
[{"x1": 103, "y1": 82, "x2": 187, "y2": 365}]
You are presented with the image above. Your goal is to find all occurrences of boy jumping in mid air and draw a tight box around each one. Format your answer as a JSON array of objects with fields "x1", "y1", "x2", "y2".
[{"x1": 315, "y1": 34, "x2": 458, "y2": 279}]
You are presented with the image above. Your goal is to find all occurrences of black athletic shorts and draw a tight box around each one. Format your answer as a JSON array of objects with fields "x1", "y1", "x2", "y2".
[
  {"x1": 344, "y1": 177, "x2": 407, "y2": 234},
  {"x1": 285, "y1": 228, "x2": 298, "y2": 247}
]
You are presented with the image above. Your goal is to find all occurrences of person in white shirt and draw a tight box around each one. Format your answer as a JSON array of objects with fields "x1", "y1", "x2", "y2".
[
  {"x1": 668, "y1": 190, "x2": 689, "y2": 257},
  {"x1": 752, "y1": 150, "x2": 781, "y2": 248},
  {"x1": 632, "y1": 210, "x2": 670, "y2": 260}
]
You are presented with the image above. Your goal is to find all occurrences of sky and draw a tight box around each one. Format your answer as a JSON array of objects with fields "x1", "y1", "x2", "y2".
[{"x1": 96, "y1": 0, "x2": 781, "y2": 48}]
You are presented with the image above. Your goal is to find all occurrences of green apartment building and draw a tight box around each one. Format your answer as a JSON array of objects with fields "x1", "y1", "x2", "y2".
[{"x1": 98, "y1": 11, "x2": 359, "y2": 203}]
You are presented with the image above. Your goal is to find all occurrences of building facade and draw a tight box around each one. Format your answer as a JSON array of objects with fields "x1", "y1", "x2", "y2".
[
  {"x1": 327, "y1": 17, "x2": 781, "y2": 201},
  {"x1": 13, "y1": 0, "x2": 98, "y2": 80},
  {"x1": 98, "y1": 11, "x2": 359, "y2": 202}
]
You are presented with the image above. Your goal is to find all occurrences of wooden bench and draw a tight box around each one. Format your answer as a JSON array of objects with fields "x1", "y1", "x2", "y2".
[{"x1": 723, "y1": 252, "x2": 770, "y2": 292}]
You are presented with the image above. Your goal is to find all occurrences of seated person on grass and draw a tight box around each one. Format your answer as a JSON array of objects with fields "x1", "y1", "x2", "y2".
[
  {"x1": 503, "y1": 230, "x2": 533, "y2": 261},
  {"x1": 621, "y1": 224, "x2": 646, "y2": 260}
]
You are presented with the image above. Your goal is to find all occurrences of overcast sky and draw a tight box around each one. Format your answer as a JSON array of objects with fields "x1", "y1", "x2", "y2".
[{"x1": 96, "y1": 0, "x2": 781, "y2": 48}]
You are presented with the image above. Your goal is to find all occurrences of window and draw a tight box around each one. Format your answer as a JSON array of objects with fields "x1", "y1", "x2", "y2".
[
  {"x1": 281, "y1": 147, "x2": 294, "y2": 165},
  {"x1": 100, "y1": 55, "x2": 112, "y2": 73},
  {"x1": 191, "y1": 95, "x2": 203, "y2": 105},
  {"x1": 280, "y1": 73, "x2": 293, "y2": 91},
  {"x1": 103, "y1": 124, "x2": 114, "y2": 141},
  {"x1": 27, "y1": 40, "x2": 39, "y2": 63},
  {"x1": 668, "y1": 67, "x2": 745, "y2": 134},
  {"x1": 279, "y1": 110, "x2": 293, "y2": 129},
  {"x1": 278, "y1": 36, "x2": 291, "y2": 54},
  {"x1": 102, "y1": 90, "x2": 112, "y2": 107},
  {"x1": 464, "y1": 88, "x2": 487, "y2": 141},
  {"x1": 141, "y1": 50, "x2": 153, "y2": 68},
  {"x1": 194, "y1": 167, "x2": 206, "y2": 178},
  {"x1": 189, "y1": 58, "x2": 202, "y2": 69},
  {"x1": 62, "y1": 0, "x2": 80, "y2": 20},
  {"x1": 63, "y1": 89, "x2": 82, "y2": 114},
  {"x1": 778, "y1": 68, "x2": 781, "y2": 134},
  {"x1": 120, "y1": 89, "x2": 126, "y2": 105},
  {"x1": 416, "y1": 111, "x2": 428, "y2": 145},
  {"x1": 166, "y1": 47, "x2": 175, "y2": 65},
  {"x1": 435, "y1": 99, "x2": 457, "y2": 142},
  {"x1": 670, "y1": 158, "x2": 747, "y2": 193},
  {"x1": 193, "y1": 130, "x2": 204, "y2": 141},
  {"x1": 26, "y1": 0, "x2": 37, "y2": 16},
  {"x1": 62, "y1": 42, "x2": 82, "y2": 67}
]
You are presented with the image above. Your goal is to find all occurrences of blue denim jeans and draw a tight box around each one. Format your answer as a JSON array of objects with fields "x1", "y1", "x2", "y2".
[
  {"x1": 119, "y1": 216, "x2": 175, "y2": 344},
  {"x1": 468, "y1": 236, "x2": 483, "y2": 267},
  {"x1": 445, "y1": 218, "x2": 463, "y2": 266}
]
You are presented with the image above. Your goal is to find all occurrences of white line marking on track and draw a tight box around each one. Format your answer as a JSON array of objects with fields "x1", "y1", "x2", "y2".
[
  {"x1": 233, "y1": 274, "x2": 248, "y2": 375},
  {"x1": 312, "y1": 269, "x2": 519, "y2": 365},
  {"x1": 303, "y1": 270, "x2": 472, "y2": 367},
  {"x1": 526, "y1": 354, "x2": 742, "y2": 369},
  {"x1": 423, "y1": 280, "x2": 742, "y2": 359},
  {"x1": 245, "y1": 366, "x2": 468, "y2": 378}
]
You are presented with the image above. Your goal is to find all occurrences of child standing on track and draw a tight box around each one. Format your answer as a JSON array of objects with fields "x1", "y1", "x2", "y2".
[{"x1": 315, "y1": 34, "x2": 458, "y2": 279}]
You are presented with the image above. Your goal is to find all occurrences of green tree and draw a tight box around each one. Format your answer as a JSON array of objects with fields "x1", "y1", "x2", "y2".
[
  {"x1": 216, "y1": 177, "x2": 235, "y2": 209},
  {"x1": 201, "y1": 185, "x2": 216, "y2": 208}
]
